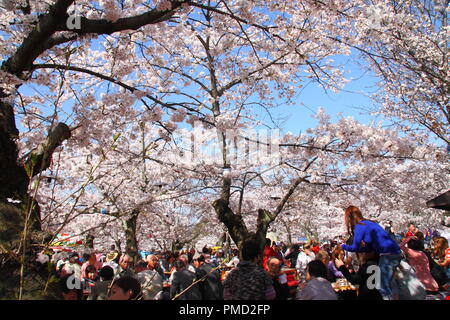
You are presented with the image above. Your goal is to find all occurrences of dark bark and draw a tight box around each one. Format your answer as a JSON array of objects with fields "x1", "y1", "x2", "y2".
[
  {"x1": 23, "y1": 123, "x2": 71, "y2": 178},
  {"x1": 2, "y1": 1, "x2": 184, "y2": 77},
  {"x1": 255, "y1": 209, "x2": 276, "y2": 253},
  {"x1": 0, "y1": 203, "x2": 55, "y2": 299},
  {"x1": 213, "y1": 199, "x2": 251, "y2": 250},
  {"x1": 212, "y1": 199, "x2": 274, "y2": 259},
  {"x1": 0, "y1": 259, "x2": 62, "y2": 300},
  {"x1": 0, "y1": 0, "x2": 75, "y2": 230},
  {"x1": 219, "y1": 231, "x2": 227, "y2": 246},
  {"x1": 123, "y1": 210, "x2": 140, "y2": 264},
  {"x1": 0, "y1": 2, "x2": 75, "y2": 205},
  {"x1": 85, "y1": 234, "x2": 95, "y2": 249},
  {"x1": 281, "y1": 219, "x2": 293, "y2": 245},
  {"x1": 0, "y1": 98, "x2": 28, "y2": 203},
  {"x1": 54, "y1": 2, "x2": 184, "y2": 35},
  {"x1": 212, "y1": 175, "x2": 306, "y2": 255},
  {"x1": 0, "y1": 0, "x2": 182, "y2": 204},
  {"x1": 1, "y1": 0, "x2": 75, "y2": 77},
  {"x1": 114, "y1": 238, "x2": 122, "y2": 253},
  {"x1": 171, "y1": 240, "x2": 183, "y2": 252},
  {"x1": 0, "y1": 119, "x2": 70, "y2": 232}
]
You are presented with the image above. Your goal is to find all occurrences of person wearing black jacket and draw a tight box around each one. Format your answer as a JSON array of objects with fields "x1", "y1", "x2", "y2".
[
  {"x1": 284, "y1": 244, "x2": 300, "y2": 268},
  {"x1": 195, "y1": 255, "x2": 223, "y2": 300},
  {"x1": 334, "y1": 252, "x2": 383, "y2": 300},
  {"x1": 170, "y1": 261, "x2": 202, "y2": 300}
]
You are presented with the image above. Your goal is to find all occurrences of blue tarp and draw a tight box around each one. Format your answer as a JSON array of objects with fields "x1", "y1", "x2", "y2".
[{"x1": 139, "y1": 251, "x2": 152, "y2": 258}]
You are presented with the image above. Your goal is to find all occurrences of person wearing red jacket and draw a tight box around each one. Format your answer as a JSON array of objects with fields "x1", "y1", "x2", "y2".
[
  {"x1": 311, "y1": 241, "x2": 320, "y2": 255},
  {"x1": 262, "y1": 238, "x2": 278, "y2": 270},
  {"x1": 405, "y1": 223, "x2": 417, "y2": 238}
]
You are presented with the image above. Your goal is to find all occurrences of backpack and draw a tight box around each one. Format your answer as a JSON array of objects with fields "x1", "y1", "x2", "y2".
[{"x1": 391, "y1": 259, "x2": 426, "y2": 300}]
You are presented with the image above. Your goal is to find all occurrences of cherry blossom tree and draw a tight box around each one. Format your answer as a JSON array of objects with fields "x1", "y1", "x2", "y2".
[
  {"x1": 329, "y1": 0, "x2": 449, "y2": 143},
  {"x1": 1, "y1": 0, "x2": 353, "y2": 264},
  {"x1": 0, "y1": 0, "x2": 348, "y2": 254},
  {"x1": 268, "y1": 110, "x2": 448, "y2": 241},
  {"x1": 1, "y1": 0, "x2": 448, "y2": 299},
  {"x1": 161, "y1": 109, "x2": 448, "y2": 250},
  {"x1": 0, "y1": 0, "x2": 208, "y2": 298},
  {"x1": 35, "y1": 117, "x2": 218, "y2": 262}
]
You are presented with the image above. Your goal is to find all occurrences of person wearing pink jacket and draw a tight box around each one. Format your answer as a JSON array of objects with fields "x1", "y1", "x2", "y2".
[
  {"x1": 400, "y1": 236, "x2": 439, "y2": 293},
  {"x1": 80, "y1": 252, "x2": 103, "y2": 280}
]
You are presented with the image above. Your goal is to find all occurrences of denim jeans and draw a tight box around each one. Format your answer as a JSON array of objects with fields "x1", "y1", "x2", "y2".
[{"x1": 378, "y1": 253, "x2": 402, "y2": 299}]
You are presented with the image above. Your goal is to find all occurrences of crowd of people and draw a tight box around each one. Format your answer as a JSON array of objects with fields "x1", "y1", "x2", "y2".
[{"x1": 52, "y1": 206, "x2": 449, "y2": 300}]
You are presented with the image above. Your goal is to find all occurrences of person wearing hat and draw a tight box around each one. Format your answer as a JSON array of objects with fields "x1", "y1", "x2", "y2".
[
  {"x1": 62, "y1": 252, "x2": 82, "y2": 279},
  {"x1": 212, "y1": 249, "x2": 225, "y2": 267},
  {"x1": 103, "y1": 251, "x2": 120, "y2": 276}
]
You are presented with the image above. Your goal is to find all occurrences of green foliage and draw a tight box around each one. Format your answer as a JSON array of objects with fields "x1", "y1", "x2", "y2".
[{"x1": 47, "y1": 261, "x2": 56, "y2": 273}]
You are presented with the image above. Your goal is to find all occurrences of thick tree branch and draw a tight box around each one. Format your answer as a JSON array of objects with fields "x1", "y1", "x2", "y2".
[
  {"x1": 1, "y1": 1, "x2": 186, "y2": 78},
  {"x1": 212, "y1": 198, "x2": 249, "y2": 247},
  {"x1": 22, "y1": 123, "x2": 71, "y2": 178},
  {"x1": 32, "y1": 63, "x2": 215, "y2": 127},
  {"x1": 1, "y1": 0, "x2": 75, "y2": 77},
  {"x1": 56, "y1": 1, "x2": 186, "y2": 35}
]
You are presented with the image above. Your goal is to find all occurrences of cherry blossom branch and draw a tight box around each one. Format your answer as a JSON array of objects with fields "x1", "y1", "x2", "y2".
[{"x1": 31, "y1": 63, "x2": 215, "y2": 126}]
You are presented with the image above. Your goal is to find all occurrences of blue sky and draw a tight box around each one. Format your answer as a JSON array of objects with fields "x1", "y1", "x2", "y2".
[
  {"x1": 270, "y1": 54, "x2": 384, "y2": 135},
  {"x1": 16, "y1": 47, "x2": 389, "y2": 141}
]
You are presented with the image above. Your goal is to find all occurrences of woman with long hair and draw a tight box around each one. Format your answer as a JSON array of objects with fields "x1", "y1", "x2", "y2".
[
  {"x1": 432, "y1": 237, "x2": 449, "y2": 266},
  {"x1": 341, "y1": 206, "x2": 401, "y2": 300},
  {"x1": 432, "y1": 237, "x2": 450, "y2": 283},
  {"x1": 328, "y1": 245, "x2": 346, "y2": 280}
]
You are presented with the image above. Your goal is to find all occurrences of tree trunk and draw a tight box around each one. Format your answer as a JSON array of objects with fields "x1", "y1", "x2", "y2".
[
  {"x1": 255, "y1": 209, "x2": 276, "y2": 253},
  {"x1": 114, "y1": 238, "x2": 122, "y2": 253},
  {"x1": 171, "y1": 240, "x2": 183, "y2": 252},
  {"x1": 123, "y1": 210, "x2": 139, "y2": 264},
  {"x1": 212, "y1": 199, "x2": 278, "y2": 258},
  {"x1": 281, "y1": 220, "x2": 293, "y2": 245},
  {"x1": 213, "y1": 199, "x2": 251, "y2": 251},
  {"x1": 1, "y1": 95, "x2": 71, "y2": 231},
  {"x1": 0, "y1": 0, "x2": 189, "y2": 299},
  {"x1": 218, "y1": 231, "x2": 227, "y2": 246},
  {"x1": 85, "y1": 234, "x2": 95, "y2": 249},
  {"x1": 0, "y1": 98, "x2": 29, "y2": 203}
]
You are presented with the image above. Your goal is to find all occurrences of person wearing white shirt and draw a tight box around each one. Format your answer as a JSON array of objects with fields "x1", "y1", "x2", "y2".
[
  {"x1": 226, "y1": 249, "x2": 240, "y2": 268},
  {"x1": 295, "y1": 245, "x2": 315, "y2": 282}
]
